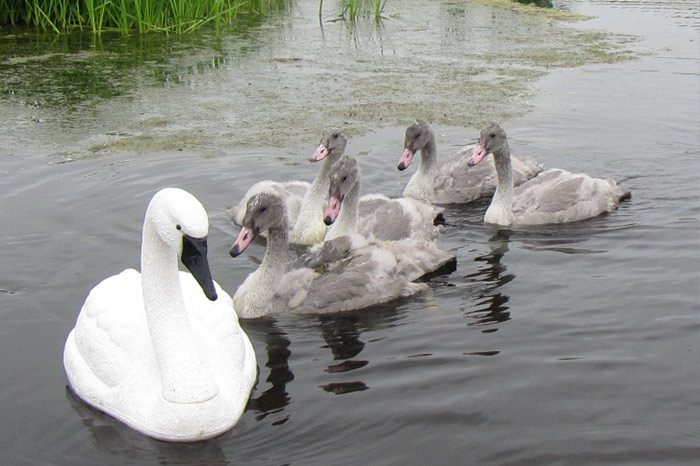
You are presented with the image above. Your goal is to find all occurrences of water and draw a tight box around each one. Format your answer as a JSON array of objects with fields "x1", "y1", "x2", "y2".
[{"x1": 1, "y1": 0, "x2": 699, "y2": 464}]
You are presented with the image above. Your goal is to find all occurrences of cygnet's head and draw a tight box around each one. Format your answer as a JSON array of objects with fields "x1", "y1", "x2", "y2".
[
  {"x1": 229, "y1": 192, "x2": 286, "y2": 257},
  {"x1": 324, "y1": 155, "x2": 360, "y2": 226},
  {"x1": 468, "y1": 122, "x2": 508, "y2": 167},
  {"x1": 310, "y1": 128, "x2": 347, "y2": 162},
  {"x1": 398, "y1": 119, "x2": 433, "y2": 171}
]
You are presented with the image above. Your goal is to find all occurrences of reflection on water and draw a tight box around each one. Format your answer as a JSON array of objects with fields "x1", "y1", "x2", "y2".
[
  {"x1": 243, "y1": 319, "x2": 293, "y2": 425},
  {"x1": 0, "y1": 0, "x2": 699, "y2": 464},
  {"x1": 65, "y1": 387, "x2": 230, "y2": 463},
  {"x1": 463, "y1": 231, "x2": 514, "y2": 329},
  {"x1": 0, "y1": 0, "x2": 637, "y2": 157},
  {"x1": 317, "y1": 313, "x2": 371, "y2": 395}
]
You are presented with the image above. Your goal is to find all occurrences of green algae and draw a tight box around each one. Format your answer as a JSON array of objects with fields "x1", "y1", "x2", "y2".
[{"x1": 0, "y1": 0, "x2": 641, "y2": 157}]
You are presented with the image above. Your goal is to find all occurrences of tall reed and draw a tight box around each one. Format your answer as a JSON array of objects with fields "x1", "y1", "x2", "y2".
[
  {"x1": 0, "y1": 0, "x2": 287, "y2": 34},
  {"x1": 319, "y1": 0, "x2": 387, "y2": 23}
]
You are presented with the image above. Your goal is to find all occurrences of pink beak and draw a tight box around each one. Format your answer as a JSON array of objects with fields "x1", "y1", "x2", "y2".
[
  {"x1": 324, "y1": 194, "x2": 342, "y2": 225},
  {"x1": 310, "y1": 144, "x2": 329, "y2": 162},
  {"x1": 230, "y1": 226, "x2": 255, "y2": 257},
  {"x1": 397, "y1": 148, "x2": 414, "y2": 171},
  {"x1": 467, "y1": 143, "x2": 489, "y2": 167}
]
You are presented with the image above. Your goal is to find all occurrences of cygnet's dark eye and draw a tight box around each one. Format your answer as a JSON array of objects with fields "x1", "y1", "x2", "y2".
[
  {"x1": 332, "y1": 132, "x2": 339, "y2": 139},
  {"x1": 341, "y1": 175, "x2": 348, "y2": 182},
  {"x1": 490, "y1": 133, "x2": 496, "y2": 138},
  {"x1": 176, "y1": 224, "x2": 182, "y2": 231},
  {"x1": 260, "y1": 207, "x2": 267, "y2": 214}
]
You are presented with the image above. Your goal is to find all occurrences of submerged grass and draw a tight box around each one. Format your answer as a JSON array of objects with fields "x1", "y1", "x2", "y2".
[{"x1": 0, "y1": 0, "x2": 287, "y2": 34}]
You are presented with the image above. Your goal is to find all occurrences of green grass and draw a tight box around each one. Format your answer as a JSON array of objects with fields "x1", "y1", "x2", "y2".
[
  {"x1": 0, "y1": 0, "x2": 287, "y2": 34},
  {"x1": 320, "y1": 0, "x2": 387, "y2": 23}
]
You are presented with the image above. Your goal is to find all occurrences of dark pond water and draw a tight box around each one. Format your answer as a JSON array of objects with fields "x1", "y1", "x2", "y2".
[{"x1": 1, "y1": 0, "x2": 699, "y2": 464}]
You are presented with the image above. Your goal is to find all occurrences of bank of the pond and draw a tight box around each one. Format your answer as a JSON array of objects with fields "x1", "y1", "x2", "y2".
[
  {"x1": 0, "y1": 1, "x2": 637, "y2": 158},
  {"x1": 0, "y1": 0, "x2": 288, "y2": 34}
]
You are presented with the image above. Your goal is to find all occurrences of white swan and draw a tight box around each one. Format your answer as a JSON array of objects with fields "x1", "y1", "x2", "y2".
[
  {"x1": 229, "y1": 192, "x2": 424, "y2": 318},
  {"x1": 232, "y1": 129, "x2": 347, "y2": 245},
  {"x1": 467, "y1": 123, "x2": 631, "y2": 227},
  {"x1": 323, "y1": 155, "x2": 455, "y2": 280},
  {"x1": 63, "y1": 188, "x2": 257, "y2": 442},
  {"x1": 398, "y1": 120, "x2": 543, "y2": 203}
]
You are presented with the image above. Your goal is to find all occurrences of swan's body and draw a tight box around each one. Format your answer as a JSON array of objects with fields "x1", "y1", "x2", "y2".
[
  {"x1": 323, "y1": 156, "x2": 455, "y2": 280},
  {"x1": 468, "y1": 123, "x2": 630, "y2": 227},
  {"x1": 232, "y1": 129, "x2": 347, "y2": 245},
  {"x1": 398, "y1": 120, "x2": 542, "y2": 204},
  {"x1": 230, "y1": 192, "x2": 424, "y2": 318},
  {"x1": 63, "y1": 188, "x2": 256, "y2": 442}
]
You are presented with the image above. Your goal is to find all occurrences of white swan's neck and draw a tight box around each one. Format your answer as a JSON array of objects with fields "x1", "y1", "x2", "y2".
[
  {"x1": 404, "y1": 139, "x2": 437, "y2": 201},
  {"x1": 291, "y1": 157, "x2": 335, "y2": 243},
  {"x1": 326, "y1": 182, "x2": 360, "y2": 241},
  {"x1": 485, "y1": 144, "x2": 514, "y2": 227},
  {"x1": 141, "y1": 221, "x2": 218, "y2": 403}
]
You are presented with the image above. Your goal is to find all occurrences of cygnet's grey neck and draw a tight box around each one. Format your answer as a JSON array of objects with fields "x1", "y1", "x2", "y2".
[
  {"x1": 486, "y1": 142, "x2": 515, "y2": 226},
  {"x1": 418, "y1": 138, "x2": 438, "y2": 176},
  {"x1": 328, "y1": 181, "x2": 361, "y2": 240},
  {"x1": 309, "y1": 154, "x2": 337, "y2": 195},
  {"x1": 261, "y1": 225, "x2": 289, "y2": 274}
]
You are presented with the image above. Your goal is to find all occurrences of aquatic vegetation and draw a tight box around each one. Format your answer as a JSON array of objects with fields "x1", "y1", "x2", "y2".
[
  {"x1": 0, "y1": 0, "x2": 640, "y2": 156},
  {"x1": 513, "y1": 0, "x2": 552, "y2": 8},
  {"x1": 467, "y1": 0, "x2": 591, "y2": 21},
  {"x1": 319, "y1": 0, "x2": 387, "y2": 23},
  {"x1": 0, "y1": 0, "x2": 288, "y2": 34}
]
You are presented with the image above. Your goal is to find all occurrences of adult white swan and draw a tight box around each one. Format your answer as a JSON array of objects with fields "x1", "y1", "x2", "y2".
[
  {"x1": 398, "y1": 120, "x2": 542, "y2": 203},
  {"x1": 230, "y1": 192, "x2": 423, "y2": 318},
  {"x1": 467, "y1": 123, "x2": 631, "y2": 227},
  {"x1": 63, "y1": 188, "x2": 257, "y2": 442},
  {"x1": 324, "y1": 155, "x2": 455, "y2": 280},
  {"x1": 232, "y1": 129, "x2": 347, "y2": 245}
]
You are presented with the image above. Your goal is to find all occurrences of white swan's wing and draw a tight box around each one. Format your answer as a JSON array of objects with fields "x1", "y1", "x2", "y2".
[
  {"x1": 358, "y1": 194, "x2": 443, "y2": 242},
  {"x1": 180, "y1": 272, "x2": 256, "y2": 400},
  {"x1": 434, "y1": 147, "x2": 543, "y2": 204},
  {"x1": 232, "y1": 180, "x2": 309, "y2": 226},
  {"x1": 65, "y1": 269, "x2": 153, "y2": 391},
  {"x1": 513, "y1": 169, "x2": 628, "y2": 225}
]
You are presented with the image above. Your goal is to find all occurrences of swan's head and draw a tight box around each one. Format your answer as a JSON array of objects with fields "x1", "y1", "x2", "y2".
[
  {"x1": 310, "y1": 128, "x2": 347, "y2": 162},
  {"x1": 146, "y1": 188, "x2": 217, "y2": 301},
  {"x1": 324, "y1": 155, "x2": 360, "y2": 225},
  {"x1": 230, "y1": 192, "x2": 286, "y2": 257},
  {"x1": 468, "y1": 122, "x2": 508, "y2": 167},
  {"x1": 398, "y1": 119, "x2": 433, "y2": 171}
]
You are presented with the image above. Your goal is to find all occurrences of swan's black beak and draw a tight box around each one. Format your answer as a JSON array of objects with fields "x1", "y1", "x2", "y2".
[{"x1": 181, "y1": 235, "x2": 218, "y2": 301}]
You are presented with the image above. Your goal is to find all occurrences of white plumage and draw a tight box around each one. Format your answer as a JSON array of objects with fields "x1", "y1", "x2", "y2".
[{"x1": 63, "y1": 188, "x2": 256, "y2": 442}]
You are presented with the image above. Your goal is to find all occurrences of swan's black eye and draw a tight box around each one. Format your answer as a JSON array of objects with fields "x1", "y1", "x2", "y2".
[
  {"x1": 260, "y1": 207, "x2": 267, "y2": 214},
  {"x1": 490, "y1": 133, "x2": 496, "y2": 138},
  {"x1": 332, "y1": 132, "x2": 339, "y2": 139},
  {"x1": 341, "y1": 175, "x2": 348, "y2": 182},
  {"x1": 176, "y1": 224, "x2": 182, "y2": 231}
]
